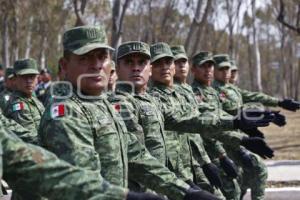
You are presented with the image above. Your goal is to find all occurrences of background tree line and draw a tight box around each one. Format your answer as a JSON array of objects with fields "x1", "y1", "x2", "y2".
[{"x1": 0, "y1": 0, "x2": 299, "y2": 99}]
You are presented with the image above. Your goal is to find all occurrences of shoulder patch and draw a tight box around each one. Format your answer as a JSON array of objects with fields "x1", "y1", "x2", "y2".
[
  {"x1": 12, "y1": 102, "x2": 25, "y2": 111},
  {"x1": 51, "y1": 104, "x2": 65, "y2": 118}
]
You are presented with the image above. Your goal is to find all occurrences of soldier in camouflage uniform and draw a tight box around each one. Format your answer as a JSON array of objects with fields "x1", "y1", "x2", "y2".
[
  {"x1": 108, "y1": 41, "x2": 222, "y2": 199},
  {"x1": 1, "y1": 127, "x2": 131, "y2": 200},
  {"x1": 0, "y1": 68, "x2": 16, "y2": 112},
  {"x1": 229, "y1": 60, "x2": 238, "y2": 85},
  {"x1": 212, "y1": 54, "x2": 272, "y2": 200},
  {"x1": 212, "y1": 55, "x2": 299, "y2": 199},
  {"x1": 171, "y1": 47, "x2": 244, "y2": 200},
  {"x1": 3, "y1": 58, "x2": 44, "y2": 144},
  {"x1": 38, "y1": 25, "x2": 220, "y2": 200}
]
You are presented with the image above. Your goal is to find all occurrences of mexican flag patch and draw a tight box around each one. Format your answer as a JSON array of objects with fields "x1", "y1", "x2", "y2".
[
  {"x1": 12, "y1": 102, "x2": 24, "y2": 111},
  {"x1": 51, "y1": 104, "x2": 65, "y2": 118},
  {"x1": 113, "y1": 103, "x2": 121, "y2": 113}
]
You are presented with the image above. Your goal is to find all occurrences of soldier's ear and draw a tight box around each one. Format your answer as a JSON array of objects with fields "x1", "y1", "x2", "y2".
[
  {"x1": 59, "y1": 57, "x2": 68, "y2": 72},
  {"x1": 149, "y1": 64, "x2": 152, "y2": 76}
]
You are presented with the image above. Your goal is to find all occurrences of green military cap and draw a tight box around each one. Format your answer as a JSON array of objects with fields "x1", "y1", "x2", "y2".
[
  {"x1": 150, "y1": 42, "x2": 174, "y2": 63},
  {"x1": 170, "y1": 45, "x2": 188, "y2": 61},
  {"x1": 13, "y1": 58, "x2": 39, "y2": 75},
  {"x1": 5, "y1": 67, "x2": 15, "y2": 79},
  {"x1": 213, "y1": 54, "x2": 231, "y2": 69},
  {"x1": 192, "y1": 51, "x2": 215, "y2": 66},
  {"x1": 230, "y1": 60, "x2": 238, "y2": 70},
  {"x1": 117, "y1": 41, "x2": 150, "y2": 59},
  {"x1": 63, "y1": 25, "x2": 114, "y2": 55}
]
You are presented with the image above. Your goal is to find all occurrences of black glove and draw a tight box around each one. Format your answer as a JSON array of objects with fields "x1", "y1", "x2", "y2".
[
  {"x1": 278, "y1": 99, "x2": 300, "y2": 111},
  {"x1": 185, "y1": 180, "x2": 202, "y2": 190},
  {"x1": 126, "y1": 191, "x2": 166, "y2": 200},
  {"x1": 238, "y1": 148, "x2": 254, "y2": 168},
  {"x1": 241, "y1": 137, "x2": 274, "y2": 159},
  {"x1": 184, "y1": 188, "x2": 220, "y2": 200},
  {"x1": 219, "y1": 156, "x2": 238, "y2": 178},
  {"x1": 242, "y1": 128, "x2": 265, "y2": 138},
  {"x1": 202, "y1": 163, "x2": 222, "y2": 189},
  {"x1": 233, "y1": 109, "x2": 274, "y2": 130},
  {"x1": 272, "y1": 111, "x2": 286, "y2": 127}
]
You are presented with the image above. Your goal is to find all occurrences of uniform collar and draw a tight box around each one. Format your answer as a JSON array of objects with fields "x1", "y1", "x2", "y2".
[{"x1": 151, "y1": 81, "x2": 174, "y2": 95}]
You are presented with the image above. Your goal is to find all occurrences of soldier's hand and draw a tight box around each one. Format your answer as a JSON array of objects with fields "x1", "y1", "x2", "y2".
[
  {"x1": 126, "y1": 191, "x2": 166, "y2": 200},
  {"x1": 233, "y1": 109, "x2": 274, "y2": 130},
  {"x1": 241, "y1": 137, "x2": 274, "y2": 159},
  {"x1": 202, "y1": 163, "x2": 223, "y2": 189},
  {"x1": 238, "y1": 148, "x2": 254, "y2": 168},
  {"x1": 278, "y1": 99, "x2": 300, "y2": 111},
  {"x1": 272, "y1": 111, "x2": 286, "y2": 127},
  {"x1": 185, "y1": 180, "x2": 202, "y2": 190},
  {"x1": 219, "y1": 156, "x2": 238, "y2": 178},
  {"x1": 184, "y1": 188, "x2": 221, "y2": 200},
  {"x1": 242, "y1": 128, "x2": 265, "y2": 138}
]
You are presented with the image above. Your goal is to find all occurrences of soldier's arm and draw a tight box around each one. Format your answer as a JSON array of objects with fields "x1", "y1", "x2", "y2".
[
  {"x1": 2, "y1": 128, "x2": 127, "y2": 200},
  {"x1": 153, "y1": 93, "x2": 243, "y2": 148},
  {"x1": 188, "y1": 135, "x2": 211, "y2": 167},
  {"x1": 38, "y1": 102, "x2": 101, "y2": 171},
  {"x1": 238, "y1": 87, "x2": 279, "y2": 107},
  {"x1": 127, "y1": 132, "x2": 190, "y2": 200},
  {"x1": 0, "y1": 110, "x2": 38, "y2": 144}
]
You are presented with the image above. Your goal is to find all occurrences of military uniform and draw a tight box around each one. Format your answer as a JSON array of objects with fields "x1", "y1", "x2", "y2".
[
  {"x1": 3, "y1": 59, "x2": 44, "y2": 144},
  {"x1": 1, "y1": 121, "x2": 128, "y2": 200},
  {"x1": 212, "y1": 54, "x2": 268, "y2": 200},
  {"x1": 39, "y1": 26, "x2": 190, "y2": 200}
]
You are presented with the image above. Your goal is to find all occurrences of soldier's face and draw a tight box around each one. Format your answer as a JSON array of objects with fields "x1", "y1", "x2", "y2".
[
  {"x1": 214, "y1": 66, "x2": 231, "y2": 83},
  {"x1": 230, "y1": 70, "x2": 238, "y2": 84},
  {"x1": 5, "y1": 77, "x2": 16, "y2": 89},
  {"x1": 151, "y1": 57, "x2": 175, "y2": 87},
  {"x1": 192, "y1": 62, "x2": 214, "y2": 85},
  {"x1": 60, "y1": 48, "x2": 111, "y2": 96},
  {"x1": 15, "y1": 74, "x2": 38, "y2": 97},
  {"x1": 174, "y1": 58, "x2": 189, "y2": 81},
  {"x1": 108, "y1": 70, "x2": 118, "y2": 87},
  {"x1": 117, "y1": 53, "x2": 151, "y2": 91}
]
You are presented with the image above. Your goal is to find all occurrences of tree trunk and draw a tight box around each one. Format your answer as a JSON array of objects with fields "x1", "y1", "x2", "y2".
[
  {"x1": 1, "y1": 11, "x2": 10, "y2": 68},
  {"x1": 111, "y1": 0, "x2": 131, "y2": 48},
  {"x1": 25, "y1": 17, "x2": 33, "y2": 58},
  {"x1": 251, "y1": 0, "x2": 262, "y2": 91}
]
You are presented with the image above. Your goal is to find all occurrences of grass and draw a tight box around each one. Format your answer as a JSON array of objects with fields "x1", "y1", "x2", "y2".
[{"x1": 261, "y1": 109, "x2": 300, "y2": 160}]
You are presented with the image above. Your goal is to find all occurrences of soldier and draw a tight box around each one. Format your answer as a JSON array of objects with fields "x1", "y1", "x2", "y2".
[
  {"x1": 3, "y1": 58, "x2": 44, "y2": 144},
  {"x1": 0, "y1": 121, "x2": 133, "y2": 200},
  {"x1": 38, "y1": 25, "x2": 218, "y2": 200},
  {"x1": 0, "y1": 68, "x2": 16, "y2": 112},
  {"x1": 110, "y1": 41, "x2": 223, "y2": 199},
  {"x1": 171, "y1": 46, "x2": 242, "y2": 200},
  {"x1": 211, "y1": 54, "x2": 273, "y2": 200},
  {"x1": 229, "y1": 60, "x2": 238, "y2": 85},
  {"x1": 107, "y1": 60, "x2": 118, "y2": 92}
]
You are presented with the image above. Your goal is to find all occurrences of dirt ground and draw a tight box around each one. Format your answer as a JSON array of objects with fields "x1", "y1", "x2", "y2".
[{"x1": 261, "y1": 109, "x2": 300, "y2": 160}]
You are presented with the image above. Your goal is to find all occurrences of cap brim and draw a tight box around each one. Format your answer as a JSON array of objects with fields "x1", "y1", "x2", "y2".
[
  {"x1": 196, "y1": 59, "x2": 215, "y2": 66},
  {"x1": 174, "y1": 54, "x2": 188, "y2": 61},
  {"x1": 151, "y1": 54, "x2": 174, "y2": 63},
  {"x1": 7, "y1": 74, "x2": 15, "y2": 79},
  {"x1": 118, "y1": 51, "x2": 151, "y2": 60},
  {"x1": 16, "y1": 69, "x2": 39, "y2": 75},
  {"x1": 231, "y1": 66, "x2": 238, "y2": 70},
  {"x1": 217, "y1": 61, "x2": 231, "y2": 68},
  {"x1": 72, "y1": 43, "x2": 115, "y2": 55}
]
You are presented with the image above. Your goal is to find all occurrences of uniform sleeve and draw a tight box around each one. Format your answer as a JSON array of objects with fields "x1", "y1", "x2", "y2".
[
  {"x1": 38, "y1": 102, "x2": 101, "y2": 171},
  {"x1": 0, "y1": 113, "x2": 38, "y2": 144},
  {"x1": 238, "y1": 88, "x2": 279, "y2": 107},
  {"x1": 203, "y1": 138, "x2": 226, "y2": 160},
  {"x1": 2, "y1": 129, "x2": 127, "y2": 200},
  {"x1": 126, "y1": 131, "x2": 190, "y2": 200},
  {"x1": 155, "y1": 93, "x2": 243, "y2": 147},
  {"x1": 189, "y1": 135, "x2": 211, "y2": 166}
]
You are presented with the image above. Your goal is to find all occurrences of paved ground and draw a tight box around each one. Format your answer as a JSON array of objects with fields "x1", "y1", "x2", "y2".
[{"x1": 266, "y1": 160, "x2": 300, "y2": 181}]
